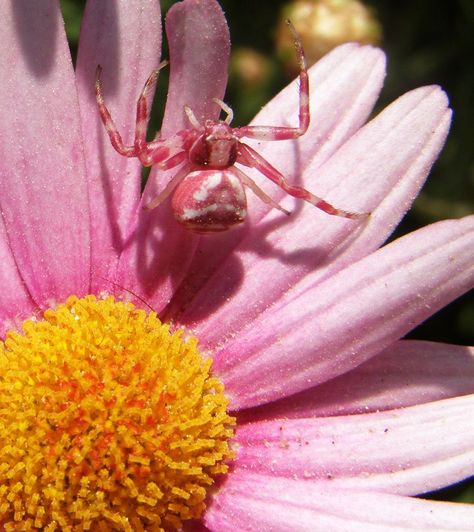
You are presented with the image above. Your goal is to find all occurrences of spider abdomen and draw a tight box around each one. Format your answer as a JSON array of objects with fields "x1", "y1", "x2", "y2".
[{"x1": 171, "y1": 169, "x2": 247, "y2": 233}]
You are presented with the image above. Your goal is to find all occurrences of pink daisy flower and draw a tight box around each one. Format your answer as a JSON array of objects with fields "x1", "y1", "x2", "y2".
[{"x1": 0, "y1": 0, "x2": 472, "y2": 530}]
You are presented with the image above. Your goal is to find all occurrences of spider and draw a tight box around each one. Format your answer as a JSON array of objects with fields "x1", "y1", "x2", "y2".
[{"x1": 95, "y1": 21, "x2": 367, "y2": 233}]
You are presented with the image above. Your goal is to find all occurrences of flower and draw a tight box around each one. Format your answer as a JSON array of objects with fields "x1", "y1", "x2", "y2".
[{"x1": 0, "y1": 0, "x2": 473, "y2": 530}]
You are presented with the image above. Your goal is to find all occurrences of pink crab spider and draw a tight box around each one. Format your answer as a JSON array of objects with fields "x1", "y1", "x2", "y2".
[{"x1": 95, "y1": 21, "x2": 368, "y2": 233}]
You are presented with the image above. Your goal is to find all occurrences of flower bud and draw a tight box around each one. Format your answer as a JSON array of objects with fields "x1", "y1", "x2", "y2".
[{"x1": 277, "y1": 0, "x2": 382, "y2": 72}]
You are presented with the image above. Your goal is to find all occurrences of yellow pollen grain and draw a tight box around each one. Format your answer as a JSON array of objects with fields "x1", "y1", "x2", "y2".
[{"x1": 0, "y1": 295, "x2": 235, "y2": 531}]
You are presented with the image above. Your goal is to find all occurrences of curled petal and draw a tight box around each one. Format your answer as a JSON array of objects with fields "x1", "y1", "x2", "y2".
[
  {"x1": 205, "y1": 471, "x2": 474, "y2": 531},
  {"x1": 235, "y1": 395, "x2": 474, "y2": 496}
]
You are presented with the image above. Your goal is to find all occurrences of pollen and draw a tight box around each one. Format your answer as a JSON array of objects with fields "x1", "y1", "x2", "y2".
[{"x1": 0, "y1": 295, "x2": 235, "y2": 530}]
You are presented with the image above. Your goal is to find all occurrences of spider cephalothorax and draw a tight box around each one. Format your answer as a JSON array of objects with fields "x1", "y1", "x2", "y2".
[
  {"x1": 96, "y1": 22, "x2": 367, "y2": 233},
  {"x1": 188, "y1": 121, "x2": 239, "y2": 168}
]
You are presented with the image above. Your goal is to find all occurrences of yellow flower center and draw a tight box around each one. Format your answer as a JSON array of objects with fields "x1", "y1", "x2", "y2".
[{"x1": 0, "y1": 295, "x2": 235, "y2": 531}]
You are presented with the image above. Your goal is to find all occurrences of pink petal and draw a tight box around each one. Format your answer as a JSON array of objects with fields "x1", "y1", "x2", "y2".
[
  {"x1": 117, "y1": 0, "x2": 230, "y2": 310},
  {"x1": 244, "y1": 45, "x2": 385, "y2": 218},
  {"x1": 205, "y1": 471, "x2": 474, "y2": 531},
  {"x1": 0, "y1": 3, "x2": 90, "y2": 306},
  {"x1": 234, "y1": 395, "x2": 474, "y2": 496},
  {"x1": 160, "y1": 0, "x2": 230, "y2": 133},
  {"x1": 214, "y1": 216, "x2": 474, "y2": 409},
  {"x1": 75, "y1": 0, "x2": 162, "y2": 290},
  {"x1": 181, "y1": 85, "x2": 451, "y2": 341},
  {"x1": 237, "y1": 340, "x2": 474, "y2": 422},
  {"x1": 165, "y1": 44, "x2": 386, "y2": 320},
  {"x1": 283, "y1": 87, "x2": 453, "y2": 305}
]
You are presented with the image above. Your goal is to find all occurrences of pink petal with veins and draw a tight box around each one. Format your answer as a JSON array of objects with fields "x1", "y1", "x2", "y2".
[
  {"x1": 237, "y1": 340, "x2": 474, "y2": 422},
  {"x1": 179, "y1": 86, "x2": 451, "y2": 334},
  {"x1": 75, "y1": 0, "x2": 162, "y2": 290},
  {"x1": 213, "y1": 216, "x2": 474, "y2": 409},
  {"x1": 234, "y1": 395, "x2": 474, "y2": 496},
  {"x1": 285, "y1": 92, "x2": 452, "y2": 305},
  {"x1": 206, "y1": 471, "x2": 474, "y2": 531},
  {"x1": 0, "y1": 3, "x2": 90, "y2": 307},
  {"x1": 165, "y1": 44, "x2": 386, "y2": 320},
  {"x1": 117, "y1": 0, "x2": 230, "y2": 310}
]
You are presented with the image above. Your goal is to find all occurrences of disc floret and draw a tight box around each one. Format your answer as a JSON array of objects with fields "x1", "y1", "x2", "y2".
[{"x1": 0, "y1": 295, "x2": 235, "y2": 530}]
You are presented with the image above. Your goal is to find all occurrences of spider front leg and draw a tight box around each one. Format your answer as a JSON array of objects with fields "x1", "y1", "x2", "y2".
[
  {"x1": 95, "y1": 65, "x2": 136, "y2": 157},
  {"x1": 234, "y1": 20, "x2": 309, "y2": 141},
  {"x1": 95, "y1": 61, "x2": 168, "y2": 164}
]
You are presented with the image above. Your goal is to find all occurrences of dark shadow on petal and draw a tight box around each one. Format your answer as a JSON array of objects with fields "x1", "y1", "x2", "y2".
[
  {"x1": 82, "y1": 4, "x2": 121, "y2": 101},
  {"x1": 94, "y1": 113, "x2": 135, "y2": 256},
  {"x1": 162, "y1": 251, "x2": 245, "y2": 323},
  {"x1": 12, "y1": 1, "x2": 59, "y2": 77},
  {"x1": 80, "y1": 3, "x2": 135, "y2": 256},
  {"x1": 121, "y1": 203, "x2": 201, "y2": 306}
]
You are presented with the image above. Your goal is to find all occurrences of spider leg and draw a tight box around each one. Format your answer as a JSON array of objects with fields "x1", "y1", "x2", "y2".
[
  {"x1": 145, "y1": 162, "x2": 194, "y2": 210},
  {"x1": 184, "y1": 106, "x2": 202, "y2": 129},
  {"x1": 134, "y1": 60, "x2": 168, "y2": 155},
  {"x1": 96, "y1": 62, "x2": 170, "y2": 163},
  {"x1": 238, "y1": 143, "x2": 369, "y2": 220},
  {"x1": 234, "y1": 20, "x2": 309, "y2": 141},
  {"x1": 133, "y1": 130, "x2": 191, "y2": 168},
  {"x1": 95, "y1": 65, "x2": 136, "y2": 157},
  {"x1": 213, "y1": 98, "x2": 234, "y2": 125},
  {"x1": 232, "y1": 167, "x2": 290, "y2": 215}
]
